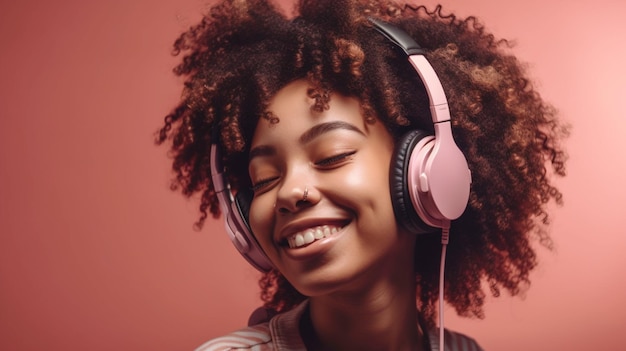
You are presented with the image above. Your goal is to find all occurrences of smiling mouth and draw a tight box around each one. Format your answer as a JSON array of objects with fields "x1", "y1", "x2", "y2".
[{"x1": 285, "y1": 225, "x2": 344, "y2": 249}]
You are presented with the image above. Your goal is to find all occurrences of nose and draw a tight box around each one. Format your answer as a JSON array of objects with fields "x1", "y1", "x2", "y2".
[{"x1": 275, "y1": 174, "x2": 319, "y2": 214}]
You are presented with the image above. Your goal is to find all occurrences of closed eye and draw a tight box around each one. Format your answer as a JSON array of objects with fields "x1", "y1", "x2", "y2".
[
  {"x1": 251, "y1": 176, "x2": 279, "y2": 193},
  {"x1": 315, "y1": 151, "x2": 357, "y2": 168}
]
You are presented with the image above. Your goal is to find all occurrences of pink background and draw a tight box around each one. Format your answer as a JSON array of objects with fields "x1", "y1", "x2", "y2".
[{"x1": 1, "y1": 0, "x2": 624, "y2": 350}]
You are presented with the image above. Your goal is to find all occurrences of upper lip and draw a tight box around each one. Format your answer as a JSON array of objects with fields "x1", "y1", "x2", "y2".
[{"x1": 277, "y1": 217, "x2": 350, "y2": 245}]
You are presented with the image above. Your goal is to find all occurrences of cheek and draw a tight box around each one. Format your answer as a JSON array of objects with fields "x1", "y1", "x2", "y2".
[
  {"x1": 345, "y1": 166, "x2": 388, "y2": 202},
  {"x1": 248, "y1": 197, "x2": 275, "y2": 251},
  {"x1": 330, "y1": 149, "x2": 395, "y2": 217},
  {"x1": 354, "y1": 148, "x2": 393, "y2": 199}
]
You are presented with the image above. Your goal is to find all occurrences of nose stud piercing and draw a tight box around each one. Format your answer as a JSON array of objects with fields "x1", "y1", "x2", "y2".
[{"x1": 302, "y1": 186, "x2": 309, "y2": 202}]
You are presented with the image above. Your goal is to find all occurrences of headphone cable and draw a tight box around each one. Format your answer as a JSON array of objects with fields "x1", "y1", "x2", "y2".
[{"x1": 439, "y1": 222, "x2": 451, "y2": 350}]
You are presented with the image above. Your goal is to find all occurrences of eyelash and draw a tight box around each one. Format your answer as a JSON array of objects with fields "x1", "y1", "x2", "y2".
[
  {"x1": 315, "y1": 150, "x2": 357, "y2": 167},
  {"x1": 251, "y1": 176, "x2": 279, "y2": 193},
  {"x1": 250, "y1": 151, "x2": 357, "y2": 193}
]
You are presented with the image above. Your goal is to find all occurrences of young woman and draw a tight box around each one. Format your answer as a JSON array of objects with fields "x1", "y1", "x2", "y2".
[{"x1": 157, "y1": 0, "x2": 568, "y2": 349}]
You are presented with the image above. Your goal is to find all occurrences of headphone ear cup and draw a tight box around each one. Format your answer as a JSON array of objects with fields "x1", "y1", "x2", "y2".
[
  {"x1": 390, "y1": 130, "x2": 437, "y2": 234},
  {"x1": 234, "y1": 187, "x2": 253, "y2": 231},
  {"x1": 210, "y1": 143, "x2": 273, "y2": 272},
  {"x1": 232, "y1": 187, "x2": 274, "y2": 272}
]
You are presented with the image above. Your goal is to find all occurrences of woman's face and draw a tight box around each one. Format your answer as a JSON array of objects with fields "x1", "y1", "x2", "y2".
[{"x1": 248, "y1": 79, "x2": 416, "y2": 296}]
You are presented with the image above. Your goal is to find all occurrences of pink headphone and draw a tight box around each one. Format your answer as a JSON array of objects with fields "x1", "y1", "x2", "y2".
[{"x1": 209, "y1": 18, "x2": 471, "y2": 272}]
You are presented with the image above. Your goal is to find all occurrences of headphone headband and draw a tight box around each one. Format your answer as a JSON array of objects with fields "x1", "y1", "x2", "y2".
[
  {"x1": 368, "y1": 17, "x2": 426, "y2": 56},
  {"x1": 369, "y1": 17, "x2": 450, "y2": 122}
]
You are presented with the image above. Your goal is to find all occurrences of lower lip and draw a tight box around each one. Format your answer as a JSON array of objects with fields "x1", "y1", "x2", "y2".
[{"x1": 281, "y1": 226, "x2": 347, "y2": 261}]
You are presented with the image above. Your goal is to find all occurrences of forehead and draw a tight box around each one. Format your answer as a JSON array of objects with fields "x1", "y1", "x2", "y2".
[{"x1": 251, "y1": 79, "x2": 368, "y2": 146}]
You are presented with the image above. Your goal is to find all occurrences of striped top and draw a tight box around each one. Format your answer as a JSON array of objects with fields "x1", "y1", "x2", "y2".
[{"x1": 196, "y1": 302, "x2": 484, "y2": 351}]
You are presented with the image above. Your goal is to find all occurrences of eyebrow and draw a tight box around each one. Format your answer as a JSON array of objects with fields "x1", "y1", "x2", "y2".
[
  {"x1": 248, "y1": 121, "x2": 365, "y2": 162},
  {"x1": 299, "y1": 121, "x2": 365, "y2": 145},
  {"x1": 248, "y1": 145, "x2": 275, "y2": 160}
]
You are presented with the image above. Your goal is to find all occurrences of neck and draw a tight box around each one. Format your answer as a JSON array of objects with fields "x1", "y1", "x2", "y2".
[{"x1": 303, "y1": 253, "x2": 425, "y2": 351}]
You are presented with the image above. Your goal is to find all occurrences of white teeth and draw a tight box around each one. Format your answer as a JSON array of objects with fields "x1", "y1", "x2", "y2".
[
  {"x1": 287, "y1": 225, "x2": 342, "y2": 248},
  {"x1": 303, "y1": 230, "x2": 315, "y2": 244},
  {"x1": 325, "y1": 226, "x2": 332, "y2": 236},
  {"x1": 294, "y1": 234, "x2": 304, "y2": 247},
  {"x1": 314, "y1": 228, "x2": 324, "y2": 239}
]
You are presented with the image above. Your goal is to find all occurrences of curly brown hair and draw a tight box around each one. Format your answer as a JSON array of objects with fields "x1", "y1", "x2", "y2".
[{"x1": 157, "y1": 0, "x2": 568, "y2": 326}]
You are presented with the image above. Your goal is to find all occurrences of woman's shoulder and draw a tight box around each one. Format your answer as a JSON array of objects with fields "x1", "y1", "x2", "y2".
[
  {"x1": 194, "y1": 323, "x2": 273, "y2": 351},
  {"x1": 428, "y1": 328, "x2": 484, "y2": 351},
  {"x1": 195, "y1": 303, "x2": 308, "y2": 351}
]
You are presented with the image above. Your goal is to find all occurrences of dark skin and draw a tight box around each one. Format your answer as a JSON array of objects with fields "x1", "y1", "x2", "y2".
[
  {"x1": 248, "y1": 79, "x2": 421, "y2": 350},
  {"x1": 158, "y1": 0, "x2": 568, "y2": 336}
]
